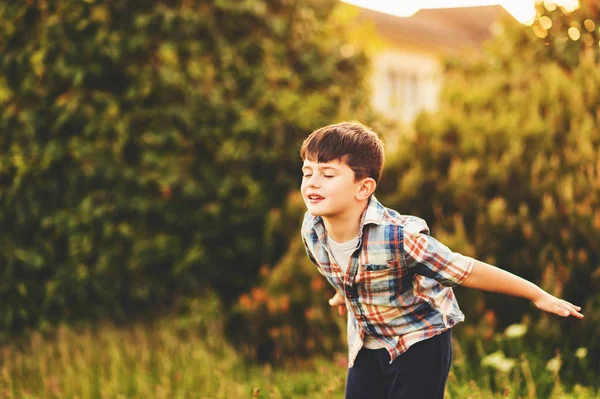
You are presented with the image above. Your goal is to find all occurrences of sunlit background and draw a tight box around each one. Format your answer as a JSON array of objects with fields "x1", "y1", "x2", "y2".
[
  {"x1": 2, "y1": 1, "x2": 600, "y2": 397},
  {"x1": 340, "y1": 0, "x2": 580, "y2": 24}
]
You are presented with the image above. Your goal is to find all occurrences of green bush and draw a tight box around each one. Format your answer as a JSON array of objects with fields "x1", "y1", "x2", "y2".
[
  {"x1": 0, "y1": 0, "x2": 372, "y2": 335},
  {"x1": 237, "y1": 3, "x2": 600, "y2": 388},
  {"x1": 379, "y1": 2, "x2": 600, "y2": 384},
  {"x1": 228, "y1": 191, "x2": 347, "y2": 363}
]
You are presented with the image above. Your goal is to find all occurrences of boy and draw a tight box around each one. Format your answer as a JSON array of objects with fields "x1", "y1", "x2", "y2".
[{"x1": 300, "y1": 121, "x2": 583, "y2": 399}]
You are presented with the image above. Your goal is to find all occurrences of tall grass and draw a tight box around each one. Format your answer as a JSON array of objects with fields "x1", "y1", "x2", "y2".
[
  {"x1": 0, "y1": 298, "x2": 597, "y2": 398},
  {"x1": 0, "y1": 320, "x2": 348, "y2": 398}
]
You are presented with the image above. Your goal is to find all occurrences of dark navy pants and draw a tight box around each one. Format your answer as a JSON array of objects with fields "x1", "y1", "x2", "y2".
[{"x1": 345, "y1": 329, "x2": 452, "y2": 399}]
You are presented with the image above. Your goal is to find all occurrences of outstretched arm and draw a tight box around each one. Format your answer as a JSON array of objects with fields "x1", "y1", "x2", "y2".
[{"x1": 461, "y1": 260, "x2": 584, "y2": 319}]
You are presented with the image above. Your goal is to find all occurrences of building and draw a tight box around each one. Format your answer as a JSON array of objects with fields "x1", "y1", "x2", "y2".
[{"x1": 354, "y1": 5, "x2": 512, "y2": 122}]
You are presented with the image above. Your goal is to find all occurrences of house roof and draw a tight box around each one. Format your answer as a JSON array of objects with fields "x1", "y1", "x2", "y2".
[{"x1": 356, "y1": 5, "x2": 513, "y2": 53}]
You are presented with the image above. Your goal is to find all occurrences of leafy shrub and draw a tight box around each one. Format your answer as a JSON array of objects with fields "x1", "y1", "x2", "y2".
[
  {"x1": 379, "y1": 2, "x2": 600, "y2": 382},
  {"x1": 0, "y1": 0, "x2": 371, "y2": 334},
  {"x1": 236, "y1": 4, "x2": 600, "y2": 387},
  {"x1": 228, "y1": 192, "x2": 347, "y2": 363}
]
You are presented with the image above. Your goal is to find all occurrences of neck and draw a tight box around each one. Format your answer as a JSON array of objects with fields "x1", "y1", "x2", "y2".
[{"x1": 322, "y1": 202, "x2": 367, "y2": 243}]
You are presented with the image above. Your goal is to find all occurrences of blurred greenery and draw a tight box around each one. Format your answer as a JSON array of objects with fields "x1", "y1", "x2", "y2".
[
  {"x1": 227, "y1": 191, "x2": 347, "y2": 363},
  {"x1": 2, "y1": 0, "x2": 600, "y2": 396},
  {"x1": 232, "y1": 1, "x2": 600, "y2": 394},
  {"x1": 0, "y1": 0, "x2": 373, "y2": 335},
  {"x1": 380, "y1": 0, "x2": 600, "y2": 387},
  {"x1": 0, "y1": 293, "x2": 598, "y2": 398}
]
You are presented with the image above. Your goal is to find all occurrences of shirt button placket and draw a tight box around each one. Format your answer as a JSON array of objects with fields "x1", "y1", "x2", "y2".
[
  {"x1": 346, "y1": 284, "x2": 366, "y2": 325},
  {"x1": 345, "y1": 284, "x2": 354, "y2": 299}
]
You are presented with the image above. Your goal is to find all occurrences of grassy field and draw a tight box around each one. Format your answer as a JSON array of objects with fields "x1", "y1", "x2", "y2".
[{"x1": 0, "y1": 310, "x2": 598, "y2": 398}]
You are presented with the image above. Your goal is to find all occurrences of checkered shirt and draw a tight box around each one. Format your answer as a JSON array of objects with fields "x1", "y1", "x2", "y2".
[{"x1": 301, "y1": 196, "x2": 474, "y2": 367}]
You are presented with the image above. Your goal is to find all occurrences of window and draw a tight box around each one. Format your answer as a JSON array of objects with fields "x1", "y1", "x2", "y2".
[{"x1": 387, "y1": 69, "x2": 423, "y2": 121}]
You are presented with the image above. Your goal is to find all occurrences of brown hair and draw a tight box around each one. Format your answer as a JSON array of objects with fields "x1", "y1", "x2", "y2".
[{"x1": 300, "y1": 121, "x2": 384, "y2": 183}]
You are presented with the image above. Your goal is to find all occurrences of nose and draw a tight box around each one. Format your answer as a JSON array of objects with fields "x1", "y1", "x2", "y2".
[{"x1": 305, "y1": 175, "x2": 320, "y2": 188}]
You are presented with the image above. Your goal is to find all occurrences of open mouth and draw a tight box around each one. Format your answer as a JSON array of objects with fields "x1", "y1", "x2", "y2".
[{"x1": 308, "y1": 194, "x2": 325, "y2": 201}]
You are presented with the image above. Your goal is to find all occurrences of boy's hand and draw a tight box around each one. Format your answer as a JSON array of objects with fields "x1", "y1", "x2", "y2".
[
  {"x1": 328, "y1": 291, "x2": 346, "y2": 316},
  {"x1": 533, "y1": 292, "x2": 584, "y2": 319}
]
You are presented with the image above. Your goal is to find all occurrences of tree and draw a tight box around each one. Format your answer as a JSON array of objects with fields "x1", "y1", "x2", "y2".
[{"x1": 0, "y1": 0, "x2": 372, "y2": 334}]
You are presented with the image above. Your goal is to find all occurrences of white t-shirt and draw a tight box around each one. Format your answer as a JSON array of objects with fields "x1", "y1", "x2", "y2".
[{"x1": 328, "y1": 235, "x2": 383, "y2": 350}]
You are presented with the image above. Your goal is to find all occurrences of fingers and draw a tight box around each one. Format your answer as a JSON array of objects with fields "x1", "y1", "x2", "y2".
[
  {"x1": 559, "y1": 299, "x2": 583, "y2": 317},
  {"x1": 328, "y1": 294, "x2": 345, "y2": 307},
  {"x1": 555, "y1": 299, "x2": 584, "y2": 319},
  {"x1": 537, "y1": 295, "x2": 584, "y2": 319},
  {"x1": 328, "y1": 300, "x2": 345, "y2": 316},
  {"x1": 328, "y1": 297, "x2": 343, "y2": 306},
  {"x1": 328, "y1": 293, "x2": 346, "y2": 316},
  {"x1": 562, "y1": 301, "x2": 584, "y2": 319}
]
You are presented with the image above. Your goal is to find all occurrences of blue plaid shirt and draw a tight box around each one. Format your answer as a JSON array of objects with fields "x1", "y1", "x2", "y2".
[{"x1": 301, "y1": 196, "x2": 474, "y2": 367}]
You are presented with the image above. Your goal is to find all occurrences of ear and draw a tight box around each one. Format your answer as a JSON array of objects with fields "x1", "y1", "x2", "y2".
[{"x1": 356, "y1": 178, "x2": 377, "y2": 201}]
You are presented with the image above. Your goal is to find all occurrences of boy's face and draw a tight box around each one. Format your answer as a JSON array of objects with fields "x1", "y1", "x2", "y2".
[{"x1": 301, "y1": 158, "x2": 363, "y2": 218}]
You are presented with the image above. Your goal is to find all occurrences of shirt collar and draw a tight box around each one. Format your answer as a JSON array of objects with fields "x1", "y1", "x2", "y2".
[
  {"x1": 310, "y1": 195, "x2": 385, "y2": 232},
  {"x1": 361, "y1": 195, "x2": 385, "y2": 227}
]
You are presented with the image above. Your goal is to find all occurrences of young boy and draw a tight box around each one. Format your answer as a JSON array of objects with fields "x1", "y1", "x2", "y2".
[{"x1": 300, "y1": 121, "x2": 583, "y2": 399}]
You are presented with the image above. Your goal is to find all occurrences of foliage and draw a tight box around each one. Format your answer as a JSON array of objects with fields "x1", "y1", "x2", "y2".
[
  {"x1": 0, "y1": 296, "x2": 598, "y2": 398},
  {"x1": 379, "y1": 0, "x2": 600, "y2": 383},
  {"x1": 228, "y1": 192, "x2": 347, "y2": 363},
  {"x1": 0, "y1": 293, "x2": 348, "y2": 398},
  {"x1": 0, "y1": 0, "x2": 372, "y2": 334},
  {"x1": 235, "y1": 1, "x2": 600, "y2": 392}
]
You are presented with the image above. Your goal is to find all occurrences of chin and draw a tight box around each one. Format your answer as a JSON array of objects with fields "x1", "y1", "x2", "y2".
[
  {"x1": 306, "y1": 208, "x2": 325, "y2": 216},
  {"x1": 305, "y1": 205, "x2": 328, "y2": 216},
  {"x1": 309, "y1": 208, "x2": 339, "y2": 219}
]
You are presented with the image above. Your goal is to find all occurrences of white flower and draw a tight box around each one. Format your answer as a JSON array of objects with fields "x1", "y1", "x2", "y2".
[
  {"x1": 481, "y1": 351, "x2": 516, "y2": 373},
  {"x1": 575, "y1": 347, "x2": 588, "y2": 360},
  {"x1": 504, "y1": 323, "x2": 527, "y2": 339},
  {"x1": 546, "y1": 356, "x2": 562, "y2": 374}
]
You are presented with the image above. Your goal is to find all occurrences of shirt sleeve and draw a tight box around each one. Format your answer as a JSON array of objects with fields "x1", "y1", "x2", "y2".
[{"x1": 402, "y1": 218, "x2": 474, "y2": 287}]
